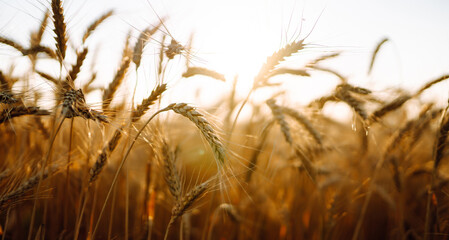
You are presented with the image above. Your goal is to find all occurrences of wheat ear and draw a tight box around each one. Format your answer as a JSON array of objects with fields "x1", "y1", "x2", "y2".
[
  {"x1": 165, "y1": 178, "x2": 213, "y2": 240},
  {"x1": 61, "y1": 89, "x2": 108, "y2": 122},
  {"x1": 246, "y1": 120, "x2": 275, "y2": 183},
  {"x1": 266, "y1": 99, "x2": 293, "y2": 144},
  {"x1": 0, "y1": 36, "x2": 55, "y2": 58},
  {"x1": 307, "y1": 52, "x2": 340, "y2": 66},
  {"x1": 182, "y1": 67, "x2": 226, "y2": 82},
  {"x1": 281, "y1": 106, "x2": 322, "y2": 145},
  {"x1": 89, "y1": 129, "x2": 122, "y2": 182},
  {"x1": 82, "y1": 10, "x2": 114, "y2": 43},
  {"x1": 66, "y1": 47, "x2": 88, "y2": 84},
  {"x1": 254, "y1": 40, "x2": 305, "y2": 87},
  {"x1": 102, "y1": 55, "x2": 131, "y2": 110},
  {"x1": 0, "y1": 169, "x2": 11, "y2": 183},
  {"x1": 368, "y1": 38, "x2": 389, "y2": 74},
  {"x1": 30, "y1": 10, "x2": 49, "y2": 47},
  {"x1": 102, "y1": 35, "x2": 132, "y2": 110},
  {"x1": 169, "y1": 103, "x2": 226, "y2": 165},
  {"x1": 415, "y1": 74, "x2": 449, "y2": 97},
  {"x1": 0, "y1": 36, "x2": 25, "y2": 53},
  {"x1": 0, "y1": 168, "x2": 52, "y2": 209},
  {"x1": 162, "y1": 141, "x2": 182, "y2": 202},
  {"x1": 424, "y1": 102, "x2": 449, "y2": 239},
  {"x1": 133, "y1": 22, "x2": 163, "y2": 69},
  {"x1": 309, "y1": 65, "x2": 347, "y2": 83},
  {"x1": 0, "y1": 106, "x2": 49, "y2": 124},
  {"x1": 132, "y1": 84, "x2": 167, "y2": 121},
  {"x1": 335, "y1": 85, "x2": 368, "y2": 120},
  {"x1": 0, "y1": 91, "x2": 18, "y2": 104},
  {"x1": 51, "y1": 0, "x2": 67, "y2": 60},
  {"x1": 268, "y1": 68, "x2": 310, "y2": 78},
  {"x1": 368, "y1": 94, "x2": 411, "y2": 125}
]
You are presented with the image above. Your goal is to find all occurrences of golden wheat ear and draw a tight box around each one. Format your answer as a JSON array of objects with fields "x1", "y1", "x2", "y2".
[
  {"x1": 266, "y1": 99, "x2": 293, "y2": 145},
  {"x1": 30, "y1": 10, "x2": 49, "y2": 47},
  {"x1": 132, "y1": 84, "x2": 167, "y2": 121},
  {"x1": 0, "y1": 166, "x2": 56, "y2": 209},
  {"x1": 182, "y1": 67, "x2": 226, "y2": 82},
  {"x1": 0, "y1": 106, "x2": 50, "y2": 124},
  {"x1": 51, "y1": 0, "x2": 67, "y2": 60},
  {"x1": 368, "y1": 38, "x2": 389, "y2": 74},
  {"x1": 168, "y1": 103, "x2": 226, "y2": 166},
  {"x1": 133, "y1": 21, "x2": 164, "y2": 69},
  {"x1": 254, "y1": 40, "x2": 306, "y2": 88},
  {"x1": 165, "y1": 177, "x2": 214, "y2": 240},
  {"x1": 102, "y1": 55, "x2": 131, "y2": 110},
  {"x1": 335, "y1": 85, "x2": 368, "y2": 120},
  {"x1": 66, "y1": 47, "x2": 89, "y2": 84},
  {"x1": 82, "y1": 10, "x2": 114, "y2": 43},
  {"x1": 161, "y1": 140, "x2": 182, "y2": 202},
  {"x1": 102, "y1": 34, "x2": 132, "y2": 110},
  {"x1": 280, "y1": 106, "x2": 322, "y2": 145},
  {"x1": 368, "y1": 94, "x2": 411, "y2": 125}
]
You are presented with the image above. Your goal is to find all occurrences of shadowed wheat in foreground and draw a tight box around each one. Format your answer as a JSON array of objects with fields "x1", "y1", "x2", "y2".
[{"x1": 0, "y1": 1, "x2": 449, "y2": 240}]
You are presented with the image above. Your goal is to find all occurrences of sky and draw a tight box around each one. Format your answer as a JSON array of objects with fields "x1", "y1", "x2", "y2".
[{"x1": 0, "y1": 0, "x2": 448, "y2": 115}]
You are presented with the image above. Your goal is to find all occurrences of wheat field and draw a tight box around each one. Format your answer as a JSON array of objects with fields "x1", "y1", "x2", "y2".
[{"x1": 0, "y1": 1, "x2": 449, "y2": 239}]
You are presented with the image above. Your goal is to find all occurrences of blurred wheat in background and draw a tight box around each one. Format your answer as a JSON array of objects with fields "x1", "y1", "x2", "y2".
[{"x1": 0, "y1": 0, "x2": 449, "y2": 239}]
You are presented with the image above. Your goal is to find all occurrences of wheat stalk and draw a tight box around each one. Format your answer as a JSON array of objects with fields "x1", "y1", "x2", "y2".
[{"x1": 90, "y1": 84, "x2": 167, "y2": 183}]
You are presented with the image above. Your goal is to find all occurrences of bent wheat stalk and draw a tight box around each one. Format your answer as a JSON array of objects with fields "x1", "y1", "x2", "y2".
[{"x1": 91, "y1": 105, "x2": 172, "y2": 239}]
